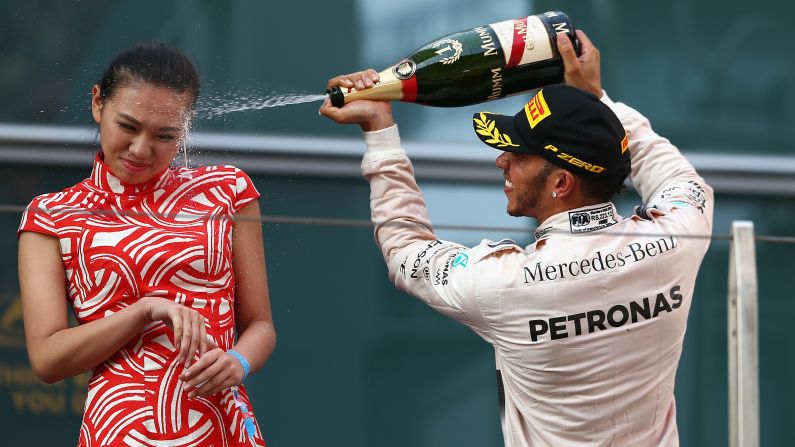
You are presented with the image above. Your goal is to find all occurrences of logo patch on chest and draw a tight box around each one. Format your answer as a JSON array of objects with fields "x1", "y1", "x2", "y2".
[{"x1": 568, "y1": 205, "x2": 617, "y2": 234}]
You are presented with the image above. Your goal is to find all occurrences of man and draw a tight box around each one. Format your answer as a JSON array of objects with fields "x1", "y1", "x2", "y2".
[{"x1": 321, "y1": 30, "x2": 712, "y2": 446}]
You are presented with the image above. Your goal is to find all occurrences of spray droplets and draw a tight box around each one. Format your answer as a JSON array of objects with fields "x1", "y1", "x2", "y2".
[{"x1": 196, "y1": 90, "x2": 326, "y2": 119}]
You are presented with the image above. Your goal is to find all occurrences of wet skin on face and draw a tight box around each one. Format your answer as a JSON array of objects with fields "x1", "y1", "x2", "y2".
[{"x1": 92, "y1": 82, "x2": 193, "y2": 185}]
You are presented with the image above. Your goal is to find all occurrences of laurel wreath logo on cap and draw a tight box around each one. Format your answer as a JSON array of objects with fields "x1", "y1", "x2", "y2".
[{"x1": 474, "y1": 113, "x2": 518, "y2": 148}]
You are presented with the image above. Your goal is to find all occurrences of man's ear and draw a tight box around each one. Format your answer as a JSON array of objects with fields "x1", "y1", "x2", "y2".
[{"x1": 553, "y1": 169, "x2": 577, "y2": 199}]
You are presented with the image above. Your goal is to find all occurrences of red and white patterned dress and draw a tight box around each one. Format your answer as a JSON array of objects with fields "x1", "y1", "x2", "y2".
[{"x1": 19, "y1": 154, "x2": 267, "y2": 447}]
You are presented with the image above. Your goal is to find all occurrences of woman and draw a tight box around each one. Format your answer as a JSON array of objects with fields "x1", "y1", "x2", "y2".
[{"x1": 17, "y1": 42, "x2": 275, "y2": 446}]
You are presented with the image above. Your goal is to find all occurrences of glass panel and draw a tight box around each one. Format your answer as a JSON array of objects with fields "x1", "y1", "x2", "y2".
[{"x1": 2, "y1": 1, "x2": 792, "y2": 152}]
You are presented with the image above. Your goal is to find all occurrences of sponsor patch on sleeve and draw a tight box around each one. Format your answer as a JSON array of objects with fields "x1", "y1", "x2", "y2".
[{"x1": 658, "y1": 181, "x2": 708, "y2": 214}]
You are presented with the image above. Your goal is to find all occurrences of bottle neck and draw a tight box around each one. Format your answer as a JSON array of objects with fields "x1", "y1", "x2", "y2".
[{"x1": 333, "y1": 67, "x2": 406, "y2": 106}]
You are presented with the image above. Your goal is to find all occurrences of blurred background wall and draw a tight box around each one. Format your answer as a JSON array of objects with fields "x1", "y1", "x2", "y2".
[{"x1": 1, "y1": 1, "x2": 793, "y2": 445}]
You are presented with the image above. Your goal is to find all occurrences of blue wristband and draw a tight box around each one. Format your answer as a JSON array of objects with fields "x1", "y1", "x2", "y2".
[{"x1": 227, "y1": 350, "x2": 250, "y2": 381}]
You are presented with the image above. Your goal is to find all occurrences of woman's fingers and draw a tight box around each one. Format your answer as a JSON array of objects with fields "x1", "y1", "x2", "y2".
[
  {"x1": 171, "y1": 306, "x2": 204, "y2": 366},
  {"x1": 187, "y1": 360, "x2": 223, "y2": 397},
  {"x1": 178, "y1": 309, "x2": 193, "y2": 366},
  {"x1": 185, "y1": 311, "x2": 203, "y2": 367},
  {"x1": 189, "y1": 369, "x2": 228, "y2": 398},
  {"x1": 145, "y1": 297, "x2": 209, "y2": 367},
  {"x1": 181, "y1": 349, "x2": 239, "y2": 398},
  {"x1": 170, "y1": 309, "x2": 185, "y2": 363},
  {"x1": 199, "y1": 324, "x2": 209, "y2": 359}
]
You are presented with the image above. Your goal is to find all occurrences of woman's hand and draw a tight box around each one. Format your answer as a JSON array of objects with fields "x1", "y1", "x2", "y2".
[
  {"x1": 139, "y1": 297, "x2": 209, "y2": 367},
  {"x1": 178, "y1": 348, "x2": 246, "y2": 398}
]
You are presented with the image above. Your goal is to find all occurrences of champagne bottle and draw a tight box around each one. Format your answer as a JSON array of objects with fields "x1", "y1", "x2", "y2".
[{"x1": 327, "y1": 10, "x2": 580, "y2": 108}]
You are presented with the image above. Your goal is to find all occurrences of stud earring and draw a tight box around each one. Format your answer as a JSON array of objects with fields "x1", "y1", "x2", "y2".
[{"x1": 552, "y1": 192, "x2": 557, "y2": 198}]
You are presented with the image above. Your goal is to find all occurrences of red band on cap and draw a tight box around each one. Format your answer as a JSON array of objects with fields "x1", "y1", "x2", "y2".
[
  {"x1": 506, "y1": 18, "x2": 529, "y2": 68},
  {"x1": 401, "y1": 77, "x2": 418, "y2": 103}
]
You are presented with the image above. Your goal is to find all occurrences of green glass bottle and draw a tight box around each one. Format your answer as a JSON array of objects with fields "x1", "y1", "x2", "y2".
[{"x1": 327, "y1": 11, "x2": 580, "y2": 108}]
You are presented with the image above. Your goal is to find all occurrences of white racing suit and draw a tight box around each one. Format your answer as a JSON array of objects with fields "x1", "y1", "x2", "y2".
[{"x1": 361, "y1": 93, "x2": 714, "y2": 447}]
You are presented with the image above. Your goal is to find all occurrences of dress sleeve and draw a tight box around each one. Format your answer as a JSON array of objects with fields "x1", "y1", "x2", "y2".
[
  {"x1": 17, "y1": 195, "x2": 58, "y2": 238},
  {"x1": 232, "y1": 168, "x2": 261, "y2": 212}
]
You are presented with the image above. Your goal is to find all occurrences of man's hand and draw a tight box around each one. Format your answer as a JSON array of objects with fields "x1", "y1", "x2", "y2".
[
  {"x1": 557, "y1": 30, "x2": 603, "y2": 97},
  {"x1": 319, "y1": 69, "x2": 395, "y2": 132}
]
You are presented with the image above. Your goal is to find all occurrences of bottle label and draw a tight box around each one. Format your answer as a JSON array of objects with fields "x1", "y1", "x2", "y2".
[
  {"x1": 489, "y1": 15, "x2": 554, "y2": 68},
  {"x1": 384, "y1": 11, "x2": 572, "y2": 106}
]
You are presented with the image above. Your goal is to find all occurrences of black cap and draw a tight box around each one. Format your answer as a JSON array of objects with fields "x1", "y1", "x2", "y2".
[{"x1": 472, "y1": 84, "x2": 630, "y2": 185}]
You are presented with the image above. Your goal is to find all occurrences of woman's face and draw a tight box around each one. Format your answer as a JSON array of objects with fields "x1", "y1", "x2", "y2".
[{"x1": 91, "y1": 81, "x2": 193, "y2": 184}]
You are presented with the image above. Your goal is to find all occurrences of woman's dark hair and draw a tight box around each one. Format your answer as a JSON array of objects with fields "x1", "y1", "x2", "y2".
[{"x1": 97, "y1": 41, "x2": 200, "y2": 108}]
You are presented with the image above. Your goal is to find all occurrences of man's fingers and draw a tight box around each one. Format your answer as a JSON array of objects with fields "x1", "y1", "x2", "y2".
[
  {"x1": 344, "y1": 72, "x2": 367, "y2": 90},
  {"x1": 574, "y1": 30, "x2": 600, "y2": 69},
  {"x1": 575, "y1": 30, "x2": 594, "y2": 55},
  {"x1": 326, "y1": 75, "x2": 354, "y2": 90},
  {"x1": 557, "y1": 33, "x2": 579, "y2": 70},
  {"x1": 366, "y1": 69, "x2": 380, "y2": 84},
  {"x1": 319, "y1": 100, "x2": 341, "y2": 120},
  {"x1": 326, "y1": 70, "x2": 379, "y2": 91},
  {"x1": 361, "y1": 70, "x2": 379, "y2": 88}
]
